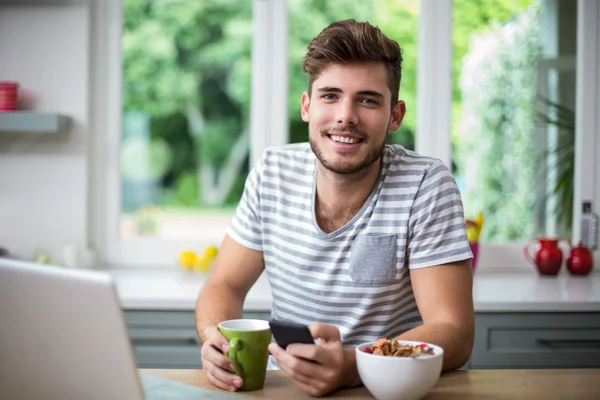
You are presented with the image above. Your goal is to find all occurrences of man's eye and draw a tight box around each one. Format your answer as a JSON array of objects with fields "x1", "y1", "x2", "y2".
[
  {"x1": 360, "y1": 98, "x2": 378, "y2": 105},
  {"x1": 322, "y1": 94, "x2": 337, "y2": 100}
]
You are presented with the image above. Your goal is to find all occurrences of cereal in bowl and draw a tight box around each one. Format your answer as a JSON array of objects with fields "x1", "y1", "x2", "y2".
[{"x1": 363, "y1": 337, "x2": 435, "y2": 357}]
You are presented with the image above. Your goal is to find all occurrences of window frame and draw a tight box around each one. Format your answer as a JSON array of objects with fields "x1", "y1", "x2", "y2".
[{"x1": 91, "y1": 0, "x2": 599, "y2": 269}]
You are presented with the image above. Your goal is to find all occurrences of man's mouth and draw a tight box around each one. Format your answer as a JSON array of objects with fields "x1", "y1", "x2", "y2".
[{"x1": 329, "y1": 134, "x2": 362, "y2": 144}]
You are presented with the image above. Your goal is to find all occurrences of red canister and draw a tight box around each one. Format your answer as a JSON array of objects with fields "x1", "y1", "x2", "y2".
[
  {"x1": 567, "y1": 241, "x2": 594, "y2": 276},
  {"x1": 0, "y1": 81, "x2": 20, "y2": 111}
]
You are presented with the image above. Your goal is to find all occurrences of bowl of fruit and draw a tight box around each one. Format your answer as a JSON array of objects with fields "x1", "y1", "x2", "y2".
[{"x1": 355, "y1": 338, "x2": 444, "y2": 400}]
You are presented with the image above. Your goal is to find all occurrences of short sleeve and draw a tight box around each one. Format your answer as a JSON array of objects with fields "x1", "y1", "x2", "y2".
[
  {"x1": 226, "y1": 154, "x2": 265, "y2": 251},
  {"x1": 407, "y1": 159, "x2": 472, "y2": 268}
]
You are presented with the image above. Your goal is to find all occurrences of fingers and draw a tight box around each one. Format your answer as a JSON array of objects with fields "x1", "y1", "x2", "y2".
[
  {"x1": 205, "y1": 365, "x2": 243, "y2": 392},
  {"x1": 201, "y1": 327, "x2": 234, "y2": 371},
  {"x1": 286, "y1": 342, "x2": 323, "y2": 364},
  {"x1": 201, "y1": 326, "x2": 243, "y2": 392},
  {"x1": 269, "y1": 324, "x2": 346, "y2": 396},
  {"x1": 203, "y1": 326, "x2": 230, "y2": 352},
  {"x1": 269, "y1": 343, "x2": 317, "y2": 385},
  {"x1": 309, "y1": 322, "x2": 341, "y2": 342},
  {"x1": 269, "y1": 342, "x2": 325, "y2": 381},
  {"x1": 270, "y1": 342, "x2": 336, "y2": 397},
  {"x1": 290, "y1": 377, "x2": 332, "y2": 397}
]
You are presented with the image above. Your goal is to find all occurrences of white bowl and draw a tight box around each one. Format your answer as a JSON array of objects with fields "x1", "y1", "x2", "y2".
[{"x1": 355, "y1": 340, "x2": 443, "y2": 400}]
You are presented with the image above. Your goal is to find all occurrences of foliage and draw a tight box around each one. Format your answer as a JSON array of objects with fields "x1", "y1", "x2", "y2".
[
  {"x1": 123, "y1": 0, "x2": 555, "y2": 245},
  {"x1": 535, "y1": 96, "x2": 575, "y2": 231},
  {"x1": 123, "y1": 0, "x2": 252, "y2": 207},
  {"x1": 199, "y1": 118, "x2": 242, "y2": 169},
  {"x1": 121, "y1": 136, "x2": 172, "y2": 180},
  {"x1": 454, "y1": 2, "x2": 541, "y2": 242},
  {"x1": 169, "y1": 171, "x2": 199, "y2": 207}
]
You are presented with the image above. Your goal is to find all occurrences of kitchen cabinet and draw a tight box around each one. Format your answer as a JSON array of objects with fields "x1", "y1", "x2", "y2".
[
  {"x1": 470, "y1": 312, "x2": 600, "y2": 369},
  {"x1": 125, "y1": 310, "x2": 271, "y2": 369},
  {"x1": 124, "y1": 310, "x2": 600, "y2": 370}
]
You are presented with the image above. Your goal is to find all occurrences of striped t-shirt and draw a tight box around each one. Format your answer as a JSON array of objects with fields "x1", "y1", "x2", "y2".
[{"x1": 228, "y1": 143, "x2": 472, "y2": 346}]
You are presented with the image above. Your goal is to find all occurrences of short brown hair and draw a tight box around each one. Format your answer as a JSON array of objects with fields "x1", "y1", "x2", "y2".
[{"x1": 302, "y1": 19, "x2": 403, "y2": 107}]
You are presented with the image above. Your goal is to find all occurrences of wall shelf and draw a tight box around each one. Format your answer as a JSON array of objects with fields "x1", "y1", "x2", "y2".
[{"x1": 0, "y1": 112, "x2": 72, "y2": 133}]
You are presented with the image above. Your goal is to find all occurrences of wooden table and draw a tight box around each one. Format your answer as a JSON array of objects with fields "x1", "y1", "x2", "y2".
[{"x1": 142, "y1": 369, "x2": 600, "y2": 399}]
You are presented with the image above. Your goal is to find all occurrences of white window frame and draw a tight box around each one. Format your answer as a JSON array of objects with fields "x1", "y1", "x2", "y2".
[{"x1": 91, "y1": 0, "x2": 599, "y2": 269}]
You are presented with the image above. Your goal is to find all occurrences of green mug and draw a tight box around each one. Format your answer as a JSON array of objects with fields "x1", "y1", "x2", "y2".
[{"x1": 218, "y1": 319, "x2": 271, "y2": 391}]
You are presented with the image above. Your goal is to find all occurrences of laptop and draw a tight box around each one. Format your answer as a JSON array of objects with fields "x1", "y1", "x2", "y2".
[{"x1": 0, "y1": 258, "x2": 241, "y2": 400}]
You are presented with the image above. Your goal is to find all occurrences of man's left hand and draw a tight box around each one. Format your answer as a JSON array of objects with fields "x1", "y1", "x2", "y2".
[{"x1": 268, "y1": 322, "x2": 354, "y2": 396}]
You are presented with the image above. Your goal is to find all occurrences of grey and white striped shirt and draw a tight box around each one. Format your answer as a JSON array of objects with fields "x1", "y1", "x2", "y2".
[{"x1": 228, "y1": 143, "x2": 472, "y2": 346}]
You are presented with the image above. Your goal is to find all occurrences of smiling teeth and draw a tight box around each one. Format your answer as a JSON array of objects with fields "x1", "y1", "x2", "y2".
[{"x1": 331, "y1": 135, "x2": 360, "y2": 144}]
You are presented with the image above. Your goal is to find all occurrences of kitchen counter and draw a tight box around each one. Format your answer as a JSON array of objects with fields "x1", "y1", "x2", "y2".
[{"x1": 108, "y1": 269, "x2": 600, "y2": 312}]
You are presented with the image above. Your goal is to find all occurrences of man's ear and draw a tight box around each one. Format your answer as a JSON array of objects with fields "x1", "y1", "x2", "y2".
[
  {"x1": 389, "y1": 100, "x2": 406, "y2": 131},
  {"x1": 301, "y1": 91, "x2": 310, "y2": 122}
]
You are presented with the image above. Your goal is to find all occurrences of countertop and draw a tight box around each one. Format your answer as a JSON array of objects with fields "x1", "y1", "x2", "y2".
[
  {"x1": 107, "y1": 269, "x2": 600, "y2": 312},
  {"x1": 141, "y1": 369, "x2": 600, "y2": 399}
]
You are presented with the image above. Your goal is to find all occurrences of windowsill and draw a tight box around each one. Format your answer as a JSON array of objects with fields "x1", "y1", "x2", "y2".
[{"x1": 99, "y1": 242, "x2": 567, "y2": 273}]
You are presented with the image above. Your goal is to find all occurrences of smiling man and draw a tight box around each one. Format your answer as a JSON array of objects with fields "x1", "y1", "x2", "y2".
[{"x1": 196, "y1": 19, "x2": 474, "y2": 396}]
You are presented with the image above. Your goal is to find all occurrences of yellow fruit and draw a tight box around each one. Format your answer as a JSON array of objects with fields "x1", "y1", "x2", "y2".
[
  {"x1": 194, "y1": 256, "x2": 212, "y2": 272},
  {"x1": 203, "y1": 245, "x2": 218, "y2": 260},
  {"x1": 475, "y1": 213, "x2": 484, "y2": 231},
  {"x1": 467, "y1": 227, "x2": 479, "y2": 243},
  {"x1": 178, "y1": 250, "x2": 197, "y2": 270}
]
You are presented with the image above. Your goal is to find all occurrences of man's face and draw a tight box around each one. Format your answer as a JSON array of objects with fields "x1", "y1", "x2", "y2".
[{"x1": 301, "y1": 62, "x2": 405, "y2": 175}]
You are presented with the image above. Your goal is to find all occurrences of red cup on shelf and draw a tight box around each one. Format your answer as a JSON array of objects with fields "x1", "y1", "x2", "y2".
[{"x1": 0, "y1": 81, "x2": 20, "y2": 111}]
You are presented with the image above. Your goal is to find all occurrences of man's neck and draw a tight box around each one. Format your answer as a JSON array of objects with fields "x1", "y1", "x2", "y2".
[{"x1": 314, "y1": 159, "x2": 381, "y2": 233}]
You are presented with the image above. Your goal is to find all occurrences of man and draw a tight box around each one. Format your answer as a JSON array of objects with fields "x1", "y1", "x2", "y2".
[{"x1": 196, "y1": 19, "x2": 474, "y2": 396}]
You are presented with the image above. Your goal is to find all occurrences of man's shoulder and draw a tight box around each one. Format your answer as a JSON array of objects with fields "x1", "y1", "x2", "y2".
[
  {"x1": 261, "y1": 142, "x2": 315, "y2": 167},
  {"x1": 384, "y1": 144, "x2": 442, "y2": 172}
]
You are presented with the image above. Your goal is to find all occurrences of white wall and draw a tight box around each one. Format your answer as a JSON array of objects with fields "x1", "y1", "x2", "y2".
[{"x1": 0, "y1": 1, "x2": 90, "y2": 262}]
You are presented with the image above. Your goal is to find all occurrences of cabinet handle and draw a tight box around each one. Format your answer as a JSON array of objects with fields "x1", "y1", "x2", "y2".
[{"x1": 536, "y1": 338, "x2": 600, "y2": 346}]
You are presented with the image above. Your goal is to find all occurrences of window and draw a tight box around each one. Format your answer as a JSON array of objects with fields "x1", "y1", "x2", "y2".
[
  {"x1": 416, "y1": 0, "x2": 599, "y2": 268},
  {"x1": 450, "y1": 0, "x2": 572, "y2": 243},
  {"x1": 92, "y1": 0, "x2": 599, "y2": 268},
  {"x1": 120, "y1": 0, "x2": 253, "y2": 244},
  {"x1": 92, "y1": 0, "x2": 286, "y2": 265}
]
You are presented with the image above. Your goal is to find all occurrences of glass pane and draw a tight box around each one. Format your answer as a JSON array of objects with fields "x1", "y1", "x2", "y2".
[
  {"x1": 120, "y1": 0, "x2": 252, "y2": 239},
  {"x1": 288, "y1": 0, "x2": 419, "y2": 150},
  {"x1": 452, "y1": 0, "x2": 577, "y2": 243}
]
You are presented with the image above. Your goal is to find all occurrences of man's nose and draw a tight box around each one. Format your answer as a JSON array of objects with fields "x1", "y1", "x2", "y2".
[{"x1": 336, "y1": 99, "x2": 359, "y2": 126}]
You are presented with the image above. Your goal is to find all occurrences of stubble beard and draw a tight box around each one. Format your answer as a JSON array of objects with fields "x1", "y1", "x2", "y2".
[{"x1": 309, "y1": 125, "x2": 388, "y2": 178}]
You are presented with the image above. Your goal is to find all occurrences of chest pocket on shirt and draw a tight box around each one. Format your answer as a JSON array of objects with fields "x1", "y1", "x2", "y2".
[{"x1": 349, "y1": 234, "x2": 397, "y2": 284}]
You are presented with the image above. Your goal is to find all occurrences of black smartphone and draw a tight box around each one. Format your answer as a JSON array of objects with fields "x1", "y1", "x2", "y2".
[{"x1": 269, "y1": 320, "x2": 315, "y2": 349}]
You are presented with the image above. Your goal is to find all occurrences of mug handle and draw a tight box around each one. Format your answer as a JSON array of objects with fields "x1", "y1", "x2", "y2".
[
  {"x1": 523, "y1": 240, "x2": 537, "y2": 265},
  {"x1": 228, "y1": 337, "x2": 244, "y2": 377}
]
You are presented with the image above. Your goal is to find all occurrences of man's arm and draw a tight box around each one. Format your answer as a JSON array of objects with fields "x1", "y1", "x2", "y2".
[
  {"x1": 195, "y1": 234, "x2": 265, "y2": 342},
  {"x1": 396, "y1": 259, "x2": 474, "y2": 371},
  {"x1": 195, "y1": 234, "x2": 264, "y2": 392}
]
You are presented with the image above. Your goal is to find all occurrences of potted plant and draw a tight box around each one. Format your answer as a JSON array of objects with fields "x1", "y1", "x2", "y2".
[{"x1": 535, "y1": 96, "x2": 575, "y2": 232}]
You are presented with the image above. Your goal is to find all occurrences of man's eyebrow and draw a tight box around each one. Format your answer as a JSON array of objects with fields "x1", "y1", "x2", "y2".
[
  {"x1": 317, "y1": 86, "x2": 343, "y2": 93},
  {"x1": 358, "y1": 90, "x2": 384, "y2": 98},
  {"x1": 317, "y1": 86, "x2": 384, "y2": 98}
]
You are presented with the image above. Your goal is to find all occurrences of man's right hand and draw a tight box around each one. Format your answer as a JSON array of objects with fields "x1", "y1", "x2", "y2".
[{"x1": 201, "y1": 326, "x2": 244, "y2": 392}]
